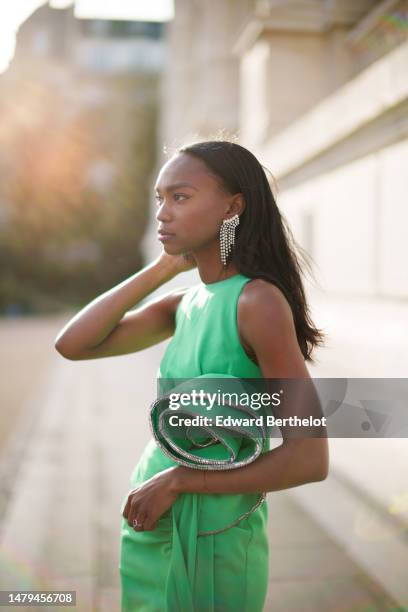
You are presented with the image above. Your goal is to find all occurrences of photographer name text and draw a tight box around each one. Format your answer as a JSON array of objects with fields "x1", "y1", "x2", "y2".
[{"x1": 166, "y1": 415, "x2": 327, "y2": 427}]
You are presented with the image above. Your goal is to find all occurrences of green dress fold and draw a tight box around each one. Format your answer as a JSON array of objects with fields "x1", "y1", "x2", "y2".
[{"x1": 119, "y1": 274, "x2": 270, "y2": 612}]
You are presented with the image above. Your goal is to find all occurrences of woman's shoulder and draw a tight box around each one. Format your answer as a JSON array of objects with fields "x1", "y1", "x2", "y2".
[
  {"x1": 239, "y1": 278, "x2": 293, "y2": 322},
  {"x1": 241, "y1": 277, "x2": 288, "y2": 302},
  {"x1": 237, "y1": 278, "x2": 296, "y2": 365}
]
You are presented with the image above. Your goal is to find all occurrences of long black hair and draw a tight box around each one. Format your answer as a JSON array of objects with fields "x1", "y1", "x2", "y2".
[{"x1": 176, "y1": 139, "x2": 325, "y2": 364}]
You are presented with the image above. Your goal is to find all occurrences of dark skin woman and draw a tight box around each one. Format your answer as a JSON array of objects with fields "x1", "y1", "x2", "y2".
[{"x1": 55, "y1": 140, "x2": 329, "y2": 532}]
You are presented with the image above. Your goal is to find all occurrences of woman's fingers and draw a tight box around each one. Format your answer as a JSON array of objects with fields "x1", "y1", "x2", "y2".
[
  {"x1": 132, "y1": 517, "x2": 145, "y2": 531},
  {"x1": 129, "y1": 503, "x2": 155, "y2": 531},
  {"x1": 128, "y1": 496, "x2": 149, "y2": 530},
  {"x1": 122, "y1": 486, "x2": 139, "y2": 519},
  {"x1": 140, "y1": 516, "x2": 157, "y2": 531}
]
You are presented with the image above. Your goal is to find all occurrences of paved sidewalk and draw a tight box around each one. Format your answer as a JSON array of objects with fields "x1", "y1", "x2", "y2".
[
  {"x1": 266, "y1": 491, "x2": 398, "y2": 611},
  {"x1": 0, "y1": 333, "x2": 399, "y2": 611}
]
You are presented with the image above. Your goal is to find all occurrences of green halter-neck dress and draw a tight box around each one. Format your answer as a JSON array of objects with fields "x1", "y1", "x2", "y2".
[{"x1": 119, "y1": 273, "x2": 270, "y2": 612}]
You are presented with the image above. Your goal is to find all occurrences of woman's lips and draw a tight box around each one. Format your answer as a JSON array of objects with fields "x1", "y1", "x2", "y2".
[{"x1": 157, "y1": 231, "x2": 175, "y2": 242}]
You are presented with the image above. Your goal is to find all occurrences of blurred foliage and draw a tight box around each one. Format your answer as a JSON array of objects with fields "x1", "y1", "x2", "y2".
[{"x1": 0, "y1": 66, "x2": 158, "y2": 314}]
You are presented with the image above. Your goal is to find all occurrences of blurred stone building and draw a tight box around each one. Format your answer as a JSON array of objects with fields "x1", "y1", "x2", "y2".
[{"x1": 12, "y1": 3, "x2": 165, "y2": 73}]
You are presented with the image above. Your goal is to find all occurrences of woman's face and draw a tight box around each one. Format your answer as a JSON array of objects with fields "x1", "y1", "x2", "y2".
[{"x1": 154, "y1": 152, "x2": 233, "y2": 256}]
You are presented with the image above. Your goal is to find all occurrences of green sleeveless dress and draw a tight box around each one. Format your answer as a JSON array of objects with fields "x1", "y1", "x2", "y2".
[{"x1": 119, "y1": 273, "x2": 270, "y2": 612}]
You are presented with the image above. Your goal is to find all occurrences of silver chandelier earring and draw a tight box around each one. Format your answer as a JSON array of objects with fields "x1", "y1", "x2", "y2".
[{"x1": 219, "y1": 214, "x2": 239, "y2": 266}]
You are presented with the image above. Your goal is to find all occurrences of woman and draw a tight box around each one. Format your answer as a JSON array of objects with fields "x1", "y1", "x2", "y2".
[{"x1": 55, "y1": 140, "x2": 329, "y2": 611}]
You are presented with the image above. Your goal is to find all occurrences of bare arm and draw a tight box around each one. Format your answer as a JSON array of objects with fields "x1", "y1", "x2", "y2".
[
  {"x1": 169, "y1": 280, "x2": 329, "y2": 495},
  {"x1": 54, "y1": 252, "x2": 196, "y2": 360}
]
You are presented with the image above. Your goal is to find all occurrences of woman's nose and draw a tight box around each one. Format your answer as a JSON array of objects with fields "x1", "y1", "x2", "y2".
[{"x1": 156, "y1": 202, "x2": 172, "y2": 222}]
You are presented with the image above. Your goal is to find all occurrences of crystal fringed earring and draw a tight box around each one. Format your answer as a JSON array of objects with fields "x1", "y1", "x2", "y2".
[{"x1": 219, "y1": 214, "x2": 239, "y2": 266}]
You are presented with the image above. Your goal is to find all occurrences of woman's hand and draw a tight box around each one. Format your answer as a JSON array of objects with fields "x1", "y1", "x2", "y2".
[
  {"x1": 157, "y1": 250, "x2": 197, "y2": 275},
  {"x1": 122, "y1": 466, "x2": 180, "y2": 531}
]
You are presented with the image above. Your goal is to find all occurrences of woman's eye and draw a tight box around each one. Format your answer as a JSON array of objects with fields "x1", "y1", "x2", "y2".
[{"x1": 154, "y1": 193, "x2": 189, "y2": 205}]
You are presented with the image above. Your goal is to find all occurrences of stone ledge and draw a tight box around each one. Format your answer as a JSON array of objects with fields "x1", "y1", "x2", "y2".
[{"x1": 260, "y1": 40, "x2": 408, "y2": 178}]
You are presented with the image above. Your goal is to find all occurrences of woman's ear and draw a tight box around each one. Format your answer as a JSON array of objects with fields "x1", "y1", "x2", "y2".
[{"x1": 228, "y1": 193, "x2": 245, "y2": 216}]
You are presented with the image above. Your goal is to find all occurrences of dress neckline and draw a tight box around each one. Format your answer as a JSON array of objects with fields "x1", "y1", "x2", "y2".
[{"x1": 202, "y1": 273, "x2": 243, "y2": 288}]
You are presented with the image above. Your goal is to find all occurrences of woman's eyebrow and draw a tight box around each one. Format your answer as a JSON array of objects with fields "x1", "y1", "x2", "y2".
[{"x1": 154, "y1": 182, "x2": 198, "y2": 193}]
